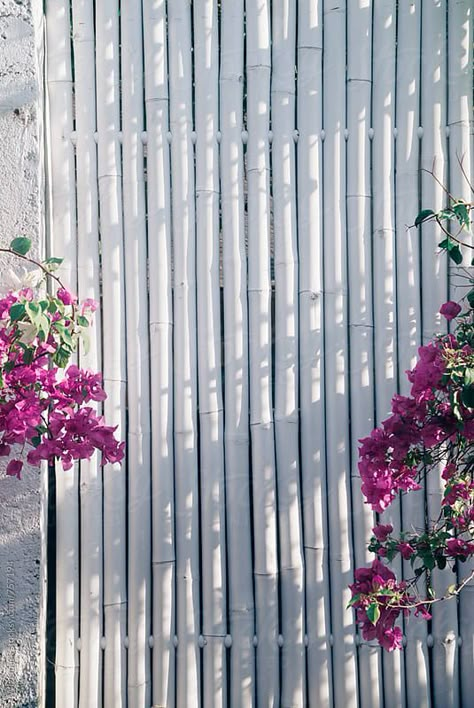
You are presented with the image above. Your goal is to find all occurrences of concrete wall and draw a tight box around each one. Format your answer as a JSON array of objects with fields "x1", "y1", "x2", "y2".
[{"x1": 0, "y1": 1, "x2": 45, "y2": 706}]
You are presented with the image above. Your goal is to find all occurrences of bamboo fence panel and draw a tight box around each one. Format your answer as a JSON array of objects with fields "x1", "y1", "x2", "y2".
[
  {"x1": 420, "y1": 3, "x2": 459, "y2": 707},
  {"x1": 45, "y1": 1, "x2": 79, "y2": 705},
  {"x1": 346, "y1": 3, "x2": 382, "y2": 706},
  {"x1": 395, "y1": 2, "x2": 430, "y2": 704},
  {"x1": 70, "y1": 1, "x2": 103, "y2": 705},
  {"x1": 43, "y1": 2, "x2": 474, "y2": 706},
  {"x1": 296, "y1": 3, "x2": 333, "y2": 705},
  {"x1": 193, "y1": 1, "x2": 227, "y2": 705},
  {"x1": 246, "y1": 0, "x2": 279, "y2": 704},
  {"x1": 220, "y1": 1, "x2": 255, "y2": 704},
  {"x1": 95, "y1": 1, "x2": 128, "y2": 705},
  {"x1": 371, "y1": 2, "x2": 405, "y2": 706},
  {"x1": 120, "y1": 2, "x2": 152, "y2": 705},
  {"x1": 167, "y1": 1, "x2": 201, "y2": 704},
  {"x1": 322, "y1": 2, "x2": 359, "y2": 706},
  {"x1": 142, "y1": 2, "x2": 176, "y2": 706},
  {"x1": 448, "y1": 3, "x2": 474, "y2": 705},
  {"x1": 271, "y1": 2, "x2": 305, "y2": 705}
]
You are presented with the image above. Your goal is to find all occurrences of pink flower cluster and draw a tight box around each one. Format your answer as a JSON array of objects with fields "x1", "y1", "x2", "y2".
[
  {"x1": 358, "y1": 333, "x2": 471, "y2": 513},
  {"x1": 0, "y1": 290, "x2": 124, "y2": 478},
  {"x1": 349, "y1": 560, "x2": 430, "y2": 652},
  {"x1": 351, "y1": 301, "x2": 474, "y2": 651}
]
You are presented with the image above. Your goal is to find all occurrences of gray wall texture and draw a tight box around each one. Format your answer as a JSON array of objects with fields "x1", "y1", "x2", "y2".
[{"x1": 0, "y1": 1, "x2": 45, "y2": 706}]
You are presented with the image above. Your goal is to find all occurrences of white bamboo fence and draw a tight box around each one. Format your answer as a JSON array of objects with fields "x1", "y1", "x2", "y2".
[{"x1": 44, "y1": 1, "x2": 473, "y2": 706}]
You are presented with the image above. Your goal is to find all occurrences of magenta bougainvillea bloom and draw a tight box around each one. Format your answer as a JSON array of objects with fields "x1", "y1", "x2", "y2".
[
  {"x1": 439, "y1": 300, "x2": 462, "y2": 321},
  {"x1": 0, "y1": 240, "x2": 124, "y2": 482},
  {"x1": 351, "y1": 298, "x2": 474, "y2": 651}
]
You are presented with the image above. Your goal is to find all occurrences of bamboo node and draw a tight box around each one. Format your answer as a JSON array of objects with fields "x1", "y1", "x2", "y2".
[
  {"x1": 224, "y1": 634, "x2": 232, "y2": 648},
  {"x1": 458, "y1": 636, "x2": 463, "y2": 647},
  {"x1": 100, "y1": 637, "x2": 106, "y2": 650},
  {"x1": 124, "y1": 636, "x2": 129, "y2": 649},
  {"x1": 426, "y1": 634, "x2": 434, "y2": 648},
  {"x1": 216, "y1": 131, "x2": 222, "y2": 143},
  {"x1": 253, "y1": 635, "x2": 258, "y2": 647},
  {"x1": 241, "y1": 130, "x2": 248, "y2": 144},
  {"x1": 402, "y1": 635, "x2": 407, "y2": 647},
  {"x1": 417, "y1": 126, "x2": 424, "y2": 139},
  {"x1": 191, "y1": 131, "x2": 197, "y2": 144},
  {"x1": 198, "y1": 635, "x2": 206, "y2": 648},
  {"x1": 445, "y1": 126, "x2": 450, "y2": 137},
  {"x1": 278, "y1": 634, "x2": 284, "y2": 647},
  {"x1": 368, "y1": 128, "x2": 374, "y2": 140},
  {"x1": 344, "y1": 129, "x2": 349, "y2": 140},
  {"x1": 167, "y1": 132, "x2": 172, "y2": 144},
  {"x1": 268, "y1": 130, "x2": 273, "y2": 143},
  {"x1": 329, "y1": 634, "x2": 334, "y2": 647},
  {"x1": 304, "y1": 634, "x2": 309, "y2": 647},
  {"x1": 148, "y1": 635, "x2": 154, "y2": 648},
  {"x1": 173, "y1": 635, "x2": 179, "y2": 648},
  {"x1": 393, "y1": 128, "x2": 398, "y2": 139},
  {"x1": 76, "y1": 638, "x2": 81, "y2": 651},
  {"x1": 320, "y1": 130, "x2": 326, "y2": 141},
  {"x1": 141, "y1": 132, "x2": 148, "y2": 145},
  {"x1": 292, "y1": 130, "x2": 299, "y2": 142}
]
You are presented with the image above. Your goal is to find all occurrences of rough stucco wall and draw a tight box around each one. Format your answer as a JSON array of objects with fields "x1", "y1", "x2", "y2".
[{"x1": 0, "y1": 1, "x2": 45, "y2": 706}]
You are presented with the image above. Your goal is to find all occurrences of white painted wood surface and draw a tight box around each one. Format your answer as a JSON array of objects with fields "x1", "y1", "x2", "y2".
[
  {"x1": 167, "y1": 1, "x2": 201, "y2": 705},
  {"x1": 220, "y1": 1, "x2": 255, "y2": 703},
  {"x1": 94, "y1": 1, "x2": 128, "y2": 705},
  {"x1": 45, "y1": 2, "x2": 79, "y2": 705},
  {"x1": 143, "y1": 2, "x2": 176, "y2": 707},
  {"x1": 371, "y1": 3, "x2": 406, "y2": 706},
  {"x1": 71, "y1": 1, "x2": 103, "y2": 705},
  {"x1": 44, "y1": 1, "x2": 473, "y2": 705}
]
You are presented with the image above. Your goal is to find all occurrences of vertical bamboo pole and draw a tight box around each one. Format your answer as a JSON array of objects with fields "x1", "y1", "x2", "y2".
[
  {"x1": 120, "y1": 2, "x2": 152, "y2": 706},
  {"x1": 246, "y1": 0, "x2": 279, "y2": 704},
  {"x1": 143, "y1": 2, "x2": 176, "y2": 706},
  {"x1": 371, "y1": 2, "x2": 406, "y2": 706},
  {"x1": 296, "y1": 3, "x2": 333, "y2": 704},
  {"x1": 70, "y1": 2, "x2": 103, "y2": 705},
  {"x1": 322, "y1": 2, "x2": 358, "y2": 705},
  {"x1": 421, "y1": 3, "x2": 460, "y2": 707},
  {"x1": 193, "y1": 2, "x2": 227, "y2": 706},
  {"x1": 168, "y1": 1, "x2": 201, "y2": 704},
  {"x1": 45, "y1": 2, "x2": 79, "y2": 705},
  {"x1": 271, "y1": 2, "x2": 305, "y2": 705},
  {"x1": 95, "y1": 1, "x2": 127, "y2": 704},
  {"x1": 448, "y1": 3, "x2": 473, "y2": 705},
  {"x1": 346, "y1": 2, "x2": 382, "y2": 706},
  {"x1": 395, "y1": 2, "x2": 430, "y2": 704},
  {"x1": 220, "y1": 1, "x2": 255, "y2": 703}
]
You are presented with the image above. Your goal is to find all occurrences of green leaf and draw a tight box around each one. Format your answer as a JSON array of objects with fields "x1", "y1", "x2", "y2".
[
  {"x1": 347, "y1": 593, "x2": 361, "y2": 608},
  {"x1": 452, "y1": 201, "x2": 470, "y2": 229},
  {"x1": 25, "y1": 301, "x2": 41, "y2": 324},
  {"x1": 448, "y1": 245, "x2": 463, "y2": 265},
  {"x1": 415, "y1": 209, "x2": 434, "y2": 227},
  {"x1": 447, "y1": 584, "x2": 457, "y2": 595},
  {"x1": 42, "y1": 256, "x2": 63, "y2": 270},
  {"x1": 367, "y1": 603, "x2": 381, "y2": 625},
  {"x1": 10, "y1": 236, "x2": 32, "y2": 255},
  {"x1": 76, "y1": 315, "x2": 89, "y2": 328},
  {"x1": 53, "y1": 344, "x2": 72, "y2": 368},
  {"x1": 465, "y1": 368, "x2": 474, "y2": 387},
  {"x1": 9, "y1": 303, "x2": 25, "y2": 321},
  {"x1": 461, "y1": 384, "x2": 474, "y2": 408},
  {"x1": 467, "y1": 290, "x2": 474, "y2": 308},
  {"x1": 438, "y1": 208, "x2": 455, "y2": 221},
  {"x1": 22, "y1": 348, "x2": 34, "y2": 365}
]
